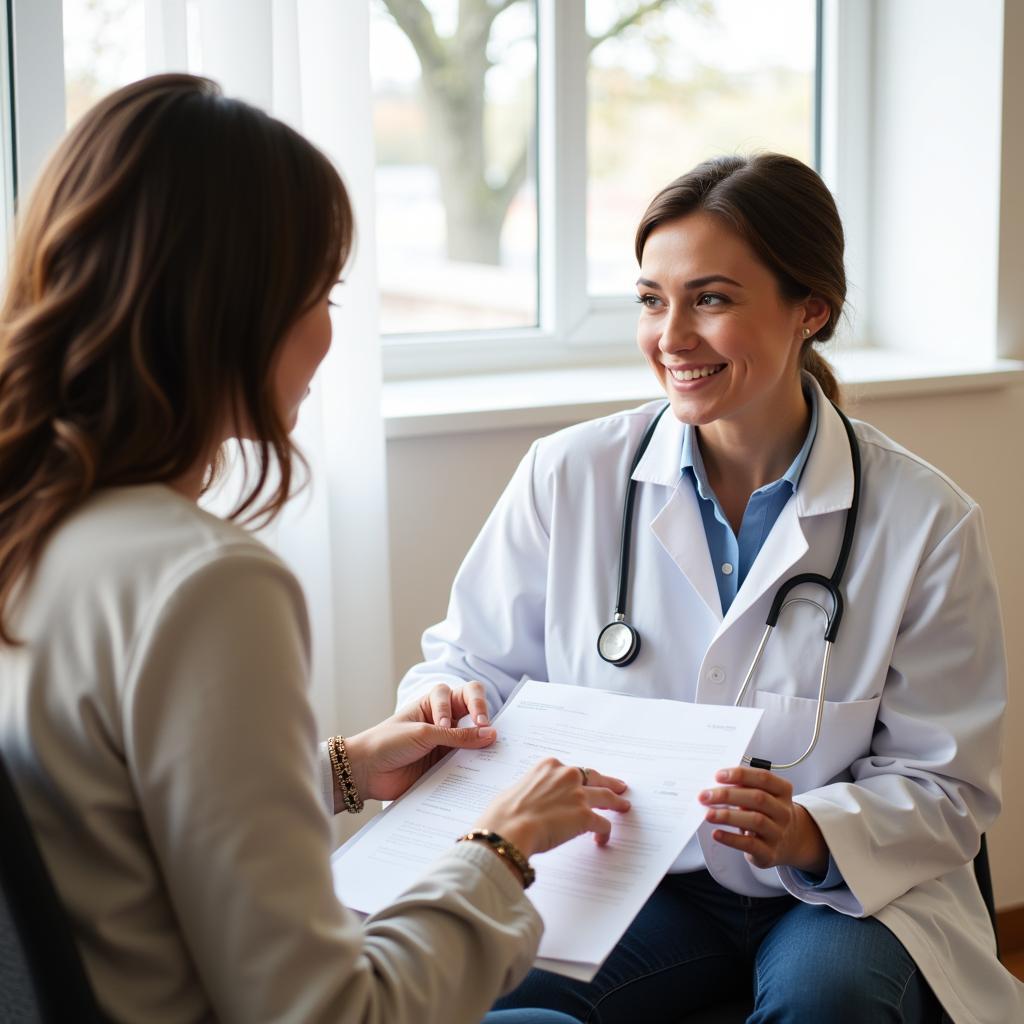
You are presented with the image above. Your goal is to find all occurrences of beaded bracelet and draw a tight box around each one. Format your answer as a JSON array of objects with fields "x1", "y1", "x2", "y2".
[
  {"x1": 457, "y1": 829, "x2": 535, "y2": 889},
  {"x1": 327, "y1": 735, "x2": 364, "y2": 814}
]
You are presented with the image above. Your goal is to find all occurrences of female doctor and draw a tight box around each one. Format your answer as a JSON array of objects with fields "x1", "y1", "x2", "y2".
[{"x1": 397, "y1": 154, "x2": 1022, "y2": 1023}]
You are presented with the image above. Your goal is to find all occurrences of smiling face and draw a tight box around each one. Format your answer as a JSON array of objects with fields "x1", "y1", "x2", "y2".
[{"x1": 636, "y1": 211, "x2": 824, "y2": 429}]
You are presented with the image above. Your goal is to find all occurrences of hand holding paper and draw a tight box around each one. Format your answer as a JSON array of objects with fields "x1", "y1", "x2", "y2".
[{"x1": 332, "y1": 681, "x2": 763, "y2": 980}]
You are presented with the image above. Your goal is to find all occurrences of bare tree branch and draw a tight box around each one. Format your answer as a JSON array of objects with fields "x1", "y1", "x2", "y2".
[
  {"x1": 380, "y1": 0, "x2": 446, "y2": 72},
  {"x1": 381, "y1": 0, "x2": 688, "y2": 262},
  {"x1": 587, "y1": 0, "x2": 675, "y2": 52},
  {"x1": 457, "y1": 0, "x2": 520, "y2": 54},
  {"x1": 490, "y1": 0, "x2": 522, "y2": 16}
]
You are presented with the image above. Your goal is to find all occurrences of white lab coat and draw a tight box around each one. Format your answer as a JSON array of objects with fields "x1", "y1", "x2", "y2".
[{"x1": 397, "y1": 378, "x2": 1023, "y2": 1024}]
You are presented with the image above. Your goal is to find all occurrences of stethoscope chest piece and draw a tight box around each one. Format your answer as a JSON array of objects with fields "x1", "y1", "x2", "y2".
[{"x1": 597, "y1": 617, "x2": 640, "y2": 666}]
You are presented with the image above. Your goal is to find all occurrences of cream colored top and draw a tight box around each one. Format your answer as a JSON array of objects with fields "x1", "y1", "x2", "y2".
[{"x1": 0, "y1": 485, "x2": 541, "y2": 1024}]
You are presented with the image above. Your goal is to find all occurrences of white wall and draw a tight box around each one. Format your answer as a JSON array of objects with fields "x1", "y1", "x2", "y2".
[
  {"x1": 867, "y1": 0, "x2": 1004, "y2": 358},
  {"x1": 386, "y1": 381, "x2": 1024, "y2": 909}
]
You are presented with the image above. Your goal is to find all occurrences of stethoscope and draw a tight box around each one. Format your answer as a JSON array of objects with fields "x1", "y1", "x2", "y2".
[{"x1": 597, "y1": 400, "x2": 862, "y2": 772}]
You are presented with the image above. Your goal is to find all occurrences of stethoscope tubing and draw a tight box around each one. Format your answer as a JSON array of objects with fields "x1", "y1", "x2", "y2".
[
  {"x1": 598, "y1": 398, "x2": 862, "y2": 772},
  {"x1": 613, "y1": 404, "x2": 670, "y2": 618}
]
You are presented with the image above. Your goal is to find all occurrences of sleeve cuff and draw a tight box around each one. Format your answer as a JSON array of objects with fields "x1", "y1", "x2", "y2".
[
  {"x1": 318, "y1": 741, "x2": 334, "y2": 815},
  {"x1": 791, "y1": 855, "x2": 845, "y2": 890},
  {"x1": 448, "y1": 839, "x2": 535, "y2": 907}
]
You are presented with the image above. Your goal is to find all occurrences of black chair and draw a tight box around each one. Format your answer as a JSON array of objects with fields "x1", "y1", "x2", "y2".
[
  {"x1": 0, "y1": 750, "x2": 106, "y2": 1023},
  {"x1": 682, "y1": 837, "x2": 1000, "y2": 1023},
  {"x1": 974, "y1": 833, "x2": 999, "y2": 959}
]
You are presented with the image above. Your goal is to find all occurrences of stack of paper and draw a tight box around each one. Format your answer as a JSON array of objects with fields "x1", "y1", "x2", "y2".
[{"x1": 331, "y1": 680, "x2": 763, "y2": 981}]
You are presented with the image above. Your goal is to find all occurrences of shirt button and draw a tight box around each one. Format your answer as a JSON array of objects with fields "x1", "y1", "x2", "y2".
[
  {"x1": 707, "y1": 666, "x2": 726, "y2": 684},
  {"x1": 721, "y1": 563, "x2": 734, "y2": 575}
]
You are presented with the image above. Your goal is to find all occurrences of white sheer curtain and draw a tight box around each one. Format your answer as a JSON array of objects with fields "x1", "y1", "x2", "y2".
[{"x1": 153, "y1": 0, "x2": 396, "y2": 745}]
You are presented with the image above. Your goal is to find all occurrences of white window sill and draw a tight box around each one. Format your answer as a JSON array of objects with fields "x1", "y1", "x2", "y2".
[{"x1": 381, "y1": 349, "x2": 1024, "y2": 440}]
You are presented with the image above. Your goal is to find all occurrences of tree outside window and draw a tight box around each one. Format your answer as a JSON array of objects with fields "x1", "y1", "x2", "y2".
[{"x1": 373, "y1": 0, "x2": 814, "y2": 337}]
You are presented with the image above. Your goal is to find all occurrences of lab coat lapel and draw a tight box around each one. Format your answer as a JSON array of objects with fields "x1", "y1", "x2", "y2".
[
  {"x1": 715, "y1": 498, "x2": 807, "y2": 639},
  {"x1": 650, "y1": 484, "x2": 724, "y2": 621},
  {"x1": 632, "y1": 405, "x2": 724, "y2": 621}
]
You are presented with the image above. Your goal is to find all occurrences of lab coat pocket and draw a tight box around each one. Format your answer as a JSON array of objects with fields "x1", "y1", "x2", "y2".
[{"x1": 748, "y1": 690, "x2": 881, "y2": 793}]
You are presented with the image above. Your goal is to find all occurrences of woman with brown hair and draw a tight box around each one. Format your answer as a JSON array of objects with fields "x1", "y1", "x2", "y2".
[
  {"x1": 399, "y1": 154, "x2": 1021, "y2": 1022},
  {"x1": 0, "y1": 73, "x2": 631, "y2": 1024}
]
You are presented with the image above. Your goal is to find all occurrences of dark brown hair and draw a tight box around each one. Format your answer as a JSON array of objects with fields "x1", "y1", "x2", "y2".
[
  {"x1": 0, "y1": 74, "x2": 353, "y2": 642},
  {"x1": 635, "y1": 153, "x2": 845, "y2": 403}
]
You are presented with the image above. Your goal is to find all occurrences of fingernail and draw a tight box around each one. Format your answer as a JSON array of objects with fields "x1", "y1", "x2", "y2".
[
  {"x1": 700, "y1": 790, "x2": 713, "y2": 802},
  {"x1": 438, "y1": 717, "x2": 450, "y2": 729},
  {"x1": 716, "y1": 769, "x2": 731, "y2": 782},
  {"x1": 477, "y1": 726, "x2": 496, "y2": 740},
  {"x1": 475, "y1": 714, "x2": 489, "y2": 725}
]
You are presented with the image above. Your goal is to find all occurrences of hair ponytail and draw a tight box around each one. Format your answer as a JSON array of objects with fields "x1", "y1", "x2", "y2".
[{"x1": 801, "y1": 344, "x2": 841, "y2": 405}]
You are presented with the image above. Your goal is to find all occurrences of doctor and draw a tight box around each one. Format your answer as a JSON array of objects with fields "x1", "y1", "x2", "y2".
[{"x1": 398, "y1": 153, "x2": 1022, "y2": 1023}]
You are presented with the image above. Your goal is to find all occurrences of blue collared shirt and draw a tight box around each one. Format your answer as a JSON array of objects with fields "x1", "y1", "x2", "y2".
[
  {"x1": 681, "y1": 385, "x2": 844, "y2": 890},
  {"x1": 680, "y1": 386, "x2": 818, "y2": 617}
]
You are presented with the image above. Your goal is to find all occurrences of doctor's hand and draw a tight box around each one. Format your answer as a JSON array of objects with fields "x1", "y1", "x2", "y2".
[
  {"x1": 474, "y1": 758, "x2": 631, "y2": 860},
  {"x1": 700, "y1": 766, "x2": 829, "y2": 875},
  {"x1": 415, "y1": 679, "x2": 493, "y2": 730},
  {"x1": 342, "y1": 697, "x2": 498, "y2": 806}
]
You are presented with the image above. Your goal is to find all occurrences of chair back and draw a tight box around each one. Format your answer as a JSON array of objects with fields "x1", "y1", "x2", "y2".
[{"x1": 0, "y1": 751, "x2": 106, "y2": 1022}]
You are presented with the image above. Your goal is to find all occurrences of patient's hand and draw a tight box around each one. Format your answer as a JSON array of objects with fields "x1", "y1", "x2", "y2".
[{"x1": 475, "y1": 759, "x2": 631, "y2": 861}]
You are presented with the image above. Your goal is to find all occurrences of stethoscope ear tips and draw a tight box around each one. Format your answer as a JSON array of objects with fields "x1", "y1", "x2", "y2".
[{"x1": 597, "y1": 620, "x2": 641, "y2": 666}]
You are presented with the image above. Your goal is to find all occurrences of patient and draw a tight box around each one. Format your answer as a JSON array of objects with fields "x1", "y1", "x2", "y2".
[{"x1": 0, "y1": 74, "x2": 629, "y2": 1024}]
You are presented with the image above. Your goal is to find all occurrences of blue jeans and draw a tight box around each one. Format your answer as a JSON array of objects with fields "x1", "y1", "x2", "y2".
[{"x1": 493, "y1": 870, "x2": 943, "y2": 1023}]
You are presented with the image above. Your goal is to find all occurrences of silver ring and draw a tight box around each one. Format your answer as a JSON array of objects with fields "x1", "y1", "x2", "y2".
[{"x1": 577, "y1": 766, "x2": 590, "y2": 786}]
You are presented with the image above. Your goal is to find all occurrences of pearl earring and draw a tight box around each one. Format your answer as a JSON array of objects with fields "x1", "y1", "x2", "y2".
[{"x1": 802, "y1": 328, "x2": 811, "y2": 338}]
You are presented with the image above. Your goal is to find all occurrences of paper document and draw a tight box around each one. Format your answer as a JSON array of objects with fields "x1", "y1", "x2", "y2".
[{"x1": 332, "y1": 681, "x2": 763, "y2": 980}]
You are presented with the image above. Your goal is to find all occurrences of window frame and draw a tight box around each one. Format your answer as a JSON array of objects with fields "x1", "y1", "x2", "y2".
[
  {"x1": 7, "y1": 0, "x2": 66, "y2": 223},
  {"x1": 6, "y1": 0, "x2": 195, "y2": 211},
  {"x1": 0, "y1": 1, "x2": 18, "y2": 279}
]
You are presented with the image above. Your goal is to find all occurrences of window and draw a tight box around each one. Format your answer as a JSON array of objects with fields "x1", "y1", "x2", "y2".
[
  {"x1": 586, "y1": 0, "x2": 816, "y2": 296},
  {"x1": 4, "y1": 3, "x2": 1015, "y2": 392},
  {"x1": 5, "y1": 1, "x2": 200, "y2": 214},
  {"x1": 63, "y1": 0, "x2": 145, "y2": 126},
  {"x1": 371, "y1": 1, "x2": 539, "y2": 336},
  {"x1": 14, "y1": 0, "x2": 822, "y2": 378},
  {"x1": 379, "y1": 0, "x2": 820, "y2": 377}
]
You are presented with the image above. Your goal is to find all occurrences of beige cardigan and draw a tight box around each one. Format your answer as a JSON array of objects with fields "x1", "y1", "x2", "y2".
[{"x1": 0, "y1": 486, "x2": 541, "y2": 1023}]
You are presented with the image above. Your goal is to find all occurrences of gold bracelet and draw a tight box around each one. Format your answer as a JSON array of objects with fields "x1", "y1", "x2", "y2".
[
  {"x1": 327, "y1": 735, "x2": 364, "y2": 814},
  {"x1": 457, "y1": 829, "x2": 535, "y2": 889}
]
